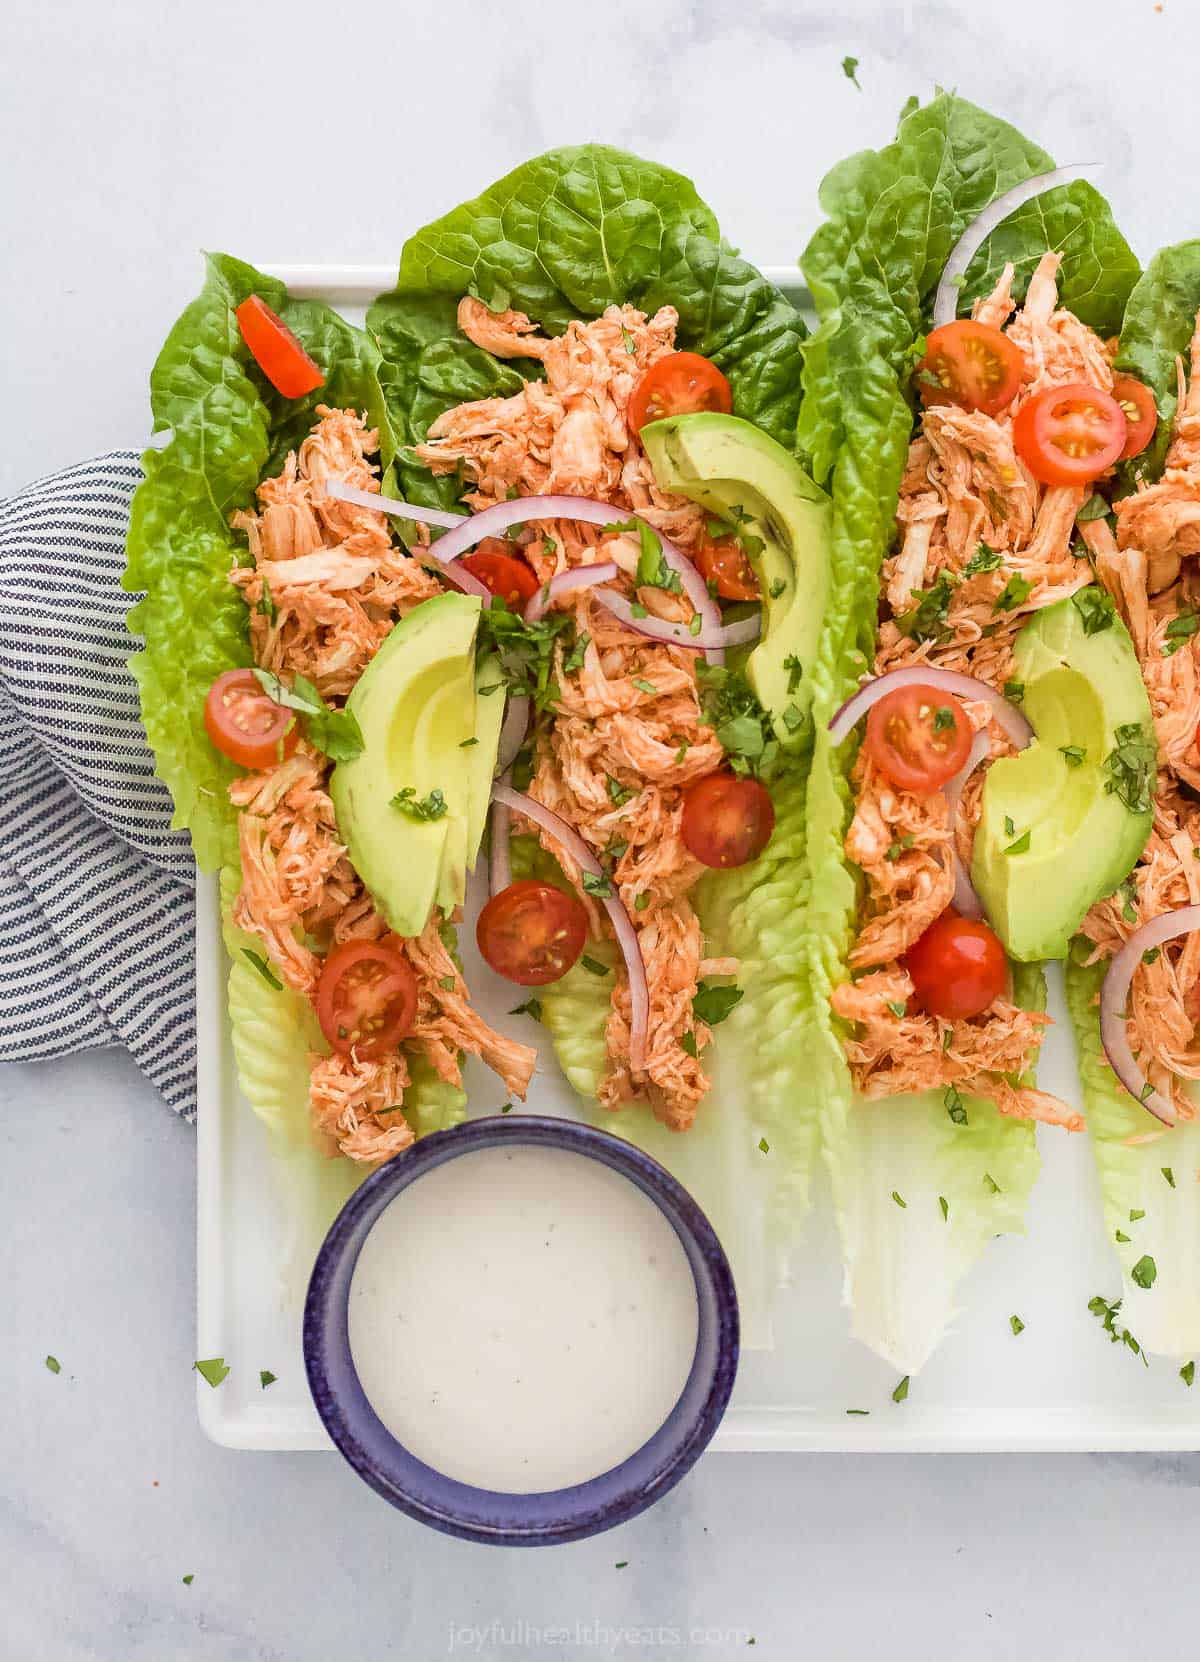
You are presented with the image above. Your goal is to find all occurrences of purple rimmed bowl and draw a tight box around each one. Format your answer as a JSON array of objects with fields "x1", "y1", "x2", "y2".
[{"x1": 303, "y1": 1114, "x2": 738, "y2": 1546}]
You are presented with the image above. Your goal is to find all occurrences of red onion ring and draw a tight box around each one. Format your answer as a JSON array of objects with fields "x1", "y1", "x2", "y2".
[
  {"x1": 523, "y1": 561, "x2": 621, "y2": 624},
  {"x1": 829, "y1": 666, "x2": 1033, "y2": 749},
  {"x1": 491, "y1": 782, "x2": 649, "y2": 1073},
  {"x1": 591, "y1": 588, "x2": 760, "y2": 653},
  {"x1": 489, "y1": 792, "x2": 513, "y2": 896},
  {"x1": 1099, "y1": 906, "x2": 1200, "y2": 1126},
  {"x1": 322, "y1": 476, "x2": 467, "y2": 530},
  {"x1": 942, "y1": 729, "x2": 992, "y2": 919},
  {"x1": 494, "y1": 695, "x2": 530, "y2": 777},
  {"x1": 932, "y1": 165, "x2": 1098, "y2": 329}
]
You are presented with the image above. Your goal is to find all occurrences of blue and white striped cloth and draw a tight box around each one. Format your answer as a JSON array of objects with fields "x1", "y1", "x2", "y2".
[{"x1": 0, "y1": 454, "x2": 198, "y2": 1118}]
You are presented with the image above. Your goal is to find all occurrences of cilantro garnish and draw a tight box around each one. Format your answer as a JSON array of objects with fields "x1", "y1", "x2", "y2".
[
  {"x1": 459, "y1": 736, "x2": 479, "y2": 748},
  {"x1": 438, "y1": 975, "x2": 456, "y2": 991},
  {"x1": 680, "y1": 1029, "x2": 699, "y2": 1059},
  {"x1": 631, "y1": 677, "x2": 658, "y2": 696},
  {"x1": 697, "y1": 661, "x2": 778, "y2": 777},
  {"x1": 1103, "y1": 722, "x2": 1156, "y2": 814},
  {"x1": 1162, "y1": 608, "x2": 1199, "y2": 656},
  {"x1": 1077, "y1": 493, "x2": 1111, "y2": 524},
  {"x1": 841, "y1": 54, "x2": 860, "y2": 87},
  {"x1": 580, "y1": 954, "x2": 610, "y2": 976},
  {"x1": 391, "y1": 787, "x2": 449, "y2": 822},
  {"x1": 1010, "y1": 1315, "x2": 1025, "y2": 1336},
  {"x1": 606, "y1": 774, "x2": 637, "y2": 807},
  {"x1": 241, "y1": 949, "x2": 283, "y2": 991},
  {"x1": 182, "y1": 1574, "x2": 195, "y2": 1587},
  {"x1": 581, "y1": 872, "x2": 612, "y2": 899},
  {"x1": 1060, "y1": 745, "x2": 1086, "y2": 768},
  {"x1": 630, "y1": 521, "x2": 682, "y2": 595},
  {"x1": 477, "y1": 603, "x2": 573, "y2": 712},
  {"x1": 620, "y1": 326, "x2": 636, "y2": 356},
  {"x1": 994, "y1": 574, "x2": 1034, "y2": 612},
  {"x1": 938, "y1": 1196, "x2": 949, "y2": 1221},
  {"x1": 783, "y1": 654, "x2": 803, "y2": 694},
  {"x1": 1005, "y1": 828, "x2": 1031, "y2": 855},
  {"x1": 899, "y1": 571, "x2": 958, "y2": 642},
  {"x1": 257, "y1": 576, "x2": 277, "y2": 623},
  {"x1": 983, "y1": 1173, "x2": 1002, "y2": 1195},
  {"x1": 1142, "y1": 948, "x2": 1160, "y2": 966},
  {"x1": 963, "y1": 542, "x2": 1003, "y2": 577},
  {"x1": 1182, "y1": 1361, "x2": 1196, "y2": 1387},
  {"x1": 260, "y1": 1370, "x2": 277, "y2": 1389},
  {"x1": 885, "y1": 999, "x2": 907, "y2": 1019},
  {"x1": 1133, "y1": 1259, "x2": 1158, "y2": 1291},
  {"x1": 1117, "y1": 877, "x2": 1139, "y2": 924},
  {"x1": 891, "y1": 1190, "x2": 906, "y2": 1209},
  {"x1": 1003, "y1": 678, "x2": 1025, "y2": 705},
  {"x1": 251, "y1": 669, "x2": 364, "y2": 762},
  {"x1": 194, "y1": 1358, "x2": 230, "y2": 1389},
  {"x1": 1162, "y1": 1166, "x2": 1176, "y2": 1188},
  {"x1": 769, "y1": 577, "x2": 786, "y2": 599},
  {"x1": 945, "y1": 1085, "x2": 967, "y2": 1125},
  {"x1": 891, "y1": 1376, "x2": 910, "y2": 1404},
  {"x1": 1087, "y1": 1294, "x2": 1148, "y2": 1366},
  {"x1": 563, "y1": 630, "x2": 590, "y2": 675},
  {"x1": 635, "y1": 892, "x2": 650, "y2": 912},
  {"x1": 45, "y1": 1355, "x2": 61, "y2": 1374},
  {"x1": 757, "y1": 1137, "x2": 770, "y2": 1154},
  {"x1": 932, "y1": 705, "x2": 956, "y2": 733},
  {"x1": 1073, "y1": 586, "x2": 1116, "y2": 636},
  {"x1": 510, "y1": 996, "x2": 543, "y2": 1020},
  {"x1": 693, "y1": 981, "x2": 744, "y2": 1026}
]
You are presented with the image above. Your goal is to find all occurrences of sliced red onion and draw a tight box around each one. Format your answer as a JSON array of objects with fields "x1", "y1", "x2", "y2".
[
  {"x1": 592, "y1": 588, "x2": 760, "y2": 652},
  {"x1": 1099, "y1": 906, "x2": 1200, "y2": 1126},
  {"x1": 523, "y1": 561, "x2": 621, "y2": 624},
  {"x1": 932, "y1": 165, "x2": 1098, "y2": 328},
  {"x1": 942, "y1": 729, "x2": 992, "y2": 919},
  {"x1": 829, "y1": 666, "x2": 1033, "y2": 749},
  {"x1": 322, "y1": 476, "x2": 467, "y2": 531},
  {"x1": 494, "y1": 695, "x2": 530, "y2": 777},
  {"x1": 492, "y1": 782, "x2": 649, "y2": 1073},
  {"x1": 489, "y1": 794, "x2": 513, "y2": 896}
]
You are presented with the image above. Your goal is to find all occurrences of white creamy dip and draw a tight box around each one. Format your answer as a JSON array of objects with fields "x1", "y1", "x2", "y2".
[{"x1": 348, "y1": 1144, "x2": 700, "y2": 1492}]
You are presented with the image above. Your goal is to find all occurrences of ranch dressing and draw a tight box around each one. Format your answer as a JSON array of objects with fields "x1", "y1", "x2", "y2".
[{"x1": 348, "y1": 1144, "x2": 700, "y2": 1492}]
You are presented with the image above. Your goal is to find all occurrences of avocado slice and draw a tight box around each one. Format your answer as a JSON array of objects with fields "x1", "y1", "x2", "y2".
[
  {"x1": 639, "y1": 412, "x2": 831, "y2": 745},
  {"x1": 972, "y1": 591, "x2": 1155, "y2": 962},
  {"x1": 330, "y1": 591, "x2": 501, "y2": 939}
]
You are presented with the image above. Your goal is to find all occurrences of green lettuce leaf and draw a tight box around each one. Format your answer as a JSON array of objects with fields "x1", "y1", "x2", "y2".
[
  {"x1": 1066, "y1": 950, "x2": 1200, "y2": 1356},
  {"x1": 124, "y1": 254, "x2": 394, "y2": 869},
  {"x1": 797, "y1": 93, "x2": 1138, "y2": 1368},
  {"x1": 1116, "y1": 240, "x2": 1200, "y2": 479},
  {"x1": 366, "y1": 143, "x2": 808, "y2": 500}
]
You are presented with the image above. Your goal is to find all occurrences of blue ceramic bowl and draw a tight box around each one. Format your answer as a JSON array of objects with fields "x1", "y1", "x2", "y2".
[{"x1": 304, "y1": 1114, "x2": 738, "y2": 1545}]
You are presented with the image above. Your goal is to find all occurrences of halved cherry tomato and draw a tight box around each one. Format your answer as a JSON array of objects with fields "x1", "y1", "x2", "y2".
[
  {"x1": 864, "y1": 686, "x2": 972, "y2": 794},
  {"x1": 917, "y1": 321, "x2": 1025, "y2": 416},
  {"x1": 695, "y1": 536, "x2": 760, "y2": 602},
  {"x1": 204, "y1": 668, "x2": 298, "y2": 771},
  {"x1": 1111, "y1": 373, "x2": 1157, "y2": 460},
  {"x1": 629, "y1": 352, "x2": 733, "y2": 436},
  {"x1": 681, "y1": 773, "x2": 775, "y2": 869},
  {"x1": 461, "y1": 539, "x2": 540, "y2": 607},
  {"x1": 315, "y1": 939, "x2": 418, "y2": 1058},
  {"x1": 1012, "y1": 382, "x2": 1127, "y2": 485},
  {"x1": 476, "y1": 879, "x2": 589, "y2": 986},
  {"x1": 235, "y1": 295, "x2": 325, "y2": 398},
  {"x1": 904, "y1": 910, "x2": 1008, "y2": 1021}
]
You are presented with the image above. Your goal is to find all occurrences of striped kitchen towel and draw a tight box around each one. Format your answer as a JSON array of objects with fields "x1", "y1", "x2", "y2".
[{"x1": 0, "y1": 453, "x2": 199, "y2": 1118}]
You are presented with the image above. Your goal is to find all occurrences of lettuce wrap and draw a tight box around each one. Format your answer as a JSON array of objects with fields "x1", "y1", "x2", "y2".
[{"x1": 797, "y1": 92, "x2": 1141, "y2": 1372}]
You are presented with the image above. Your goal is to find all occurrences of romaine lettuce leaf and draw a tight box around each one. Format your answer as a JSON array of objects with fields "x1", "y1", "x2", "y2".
[
  {"x1": 124, "y1": 254, "x2": 394, "y2": 869},
  {"x1": 1066, "y1": 952, "x2": 1200, "y2": 1356},
  {"x1": 366, "y1": 143, "x2": 808, "y2": 493},
  {"x1": 797, "y1": 93, "x2": 1139, "y2": 1369},
  {"x1": 1116, "y1": 240, "x2": 1200, "y2": 479}
]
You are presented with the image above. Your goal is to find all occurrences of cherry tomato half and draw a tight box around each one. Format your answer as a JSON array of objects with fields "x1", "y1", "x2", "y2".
[
  {"x1": 204, "y1": 669, "x2": 298, "y2": 771},
  {"x1": 461, "y1": 539, "x2": 540, "y2": 608},
  {"x1": 1012, "y1": 382, "x2": 1127, "y2": 485},
  {"x1": 235, "y1": 295, "x2": 325, "y2": 399},
  {"x1": 476, "y1": 879, "x2": 589, "y2": 986},
  {"x1": 864, "y1": 686, "x2": 972, "y2": 794},
  {"x1": 903, "y1": 910, "x2": 1008, "y2": 1021},
  {"x1": 315, "y1": 939, "x2": 419, "y2": 1058},
  {"x1": 629, "y1": 352, "x2": 733, "y2": 436},
  {"x1": 695, "y1": 536, "x2": 760, "y2": 602},
  {"x1": 917, "y1": 320, "x2": 1025, "y2": 416},
  {"x1": 681, "y1": 773, "x2": 775, "y2": 869},
  {"x1": 1111, "y1": 374, "x2": 1157, "y2": 460}
]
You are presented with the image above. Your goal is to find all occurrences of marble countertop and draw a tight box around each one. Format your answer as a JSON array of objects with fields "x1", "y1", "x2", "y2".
[{"x1": 5, "y1": 0, "x2": 1200, "y2": 1655}]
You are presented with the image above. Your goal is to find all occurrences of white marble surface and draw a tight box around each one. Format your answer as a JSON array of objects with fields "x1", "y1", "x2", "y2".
[{"x1": 5, "y1": 0, "x2": 1200, "y2": 1656}]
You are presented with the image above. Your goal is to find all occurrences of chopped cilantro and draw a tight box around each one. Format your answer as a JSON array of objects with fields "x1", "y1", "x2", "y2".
[
  {"x1": 631, "y1": 677, "x2": 658, "y2": 696},
  {"x1": 994, "y1": 574, "x2": 1034, "y2": 612},
  {"x1": 1060, "y1": 744, "x2": 1086, "y2": 768},
  {"x1": 689, "y1": 613, "x2": 703, "y2": 636},
  {"x1": 1162, "y1": 608, "x2": 1199, "y2": 655},
  {"x1": 251, "y1": 669, "x2": 364, "y2": 762},
  {"x1": 693, "y1": 981, "x2": 744, "y2": 1026},
  {"x1": 182, "y1": 1575, "x2": 195, "y2": 1587},
  {"x1": 500, "y1": 1102, "x2": 514, "y2": 1115},
  {"x1": 510, "y1": 996, "x2": 543, "y2": 1020},
  {"x1": 899, "y1": 571, "x2": 959, "y2": 642},
  {"x1": 606, "y1": 774, "x2": 636, "y2": 807},
  {"x1": 257, "y1": 576, "x2": 277, "y2": 623},
  {"x1": 1130, "y1": 1255, "x2": 1158, "y2": 1290},
  {"x1": 698, "y1": 662, "x2": 777, "y2": 777},
  {"x1": 1182, "y1": 1361, "x2": 1196, "y2": 1387},
  {"x1": 1162, "y1": 1166, "x2": 1176, "y2": 1188},
  {"x1": 1010, "y1": 1315, "x2": 1025, "y2": 1336},
  {"x1": 620, "y1": 325, "x2": 636, "y2": 356},
  {"x1": 1003, "y1": 678, "x2": 1025, "y2": 705},
  {"x1": 1115, "y1": 1229, "x2": 1131, "y2": 1244},
  {"x1": 885, "y1": 999, "x2": 907, "y2": 1019},
  {"x1": 194, "y1": 1358, "x2": 229, "y2": 1389},
  {"x1": 438, "y1": 975, "x2": 456, "y2": 991},
  {"x1": 477, "y1": 604, "x2": 574, "y2": 712},
  {"x1": 1072, "y1": 586, "x2": 1116, "y2": 636},
  {"x1": 634, "y1": 892, "x2": 651, "y2": 912},
  {"x1": 783, "y1": 654, "x2": 803, "y2": 694},
  {"x1": 769, "y1": 577, "x2": 786, "y2": 599},
  {"x1": 1142, "y1": 948, "x2": 1160, "y2": 965},
  {"x1": 781, "y1": 702, "x2": 805, "y2": 734},
  {"x1": 581, "y1": 871, "x2": 612, "y2": 899},
  {"x1": 1087, "y1": 1294, "x2": 1148, "y2": 1366},
  {"x1": 963, "y1": 542, "x2": 1003, "y2": 576},
  {"x1": 1118, "y1": 877, "x2": 1139, "y2": 924},
  {"x1": 757, "y1": 1137, "x2": 770, "y2": 1154},
  {"x1": 841, "y1": 53, "x2": 860, "y2": 87},
  {"x1": 563, "y1": 630, "x2": 590, "y2": 675},
  {"x1": 931, "y1": 705, "x2": 956, "y2": 733},
  {"x1": 459, "y1": 736, "x2": 479, "y2": 748},
  {"x1": 673, "y1": 740, "x2": 691, "y2": 765},
  {"x1": 983, "y1": 1173, "x2": 1002, "y2": 1195},
  {"x1": 580, "y1": 955, "x2": 610, "y2": 977},
  {"x1": 891, "y1": 1190, "x2": 907, "y2": 1209},
  {"x1": 1103, "y1": 723, "x2": 1155, "y2": 814},
  {"x1": 680, "y1": 1029, "x2": 699, "y2": 1059},
  {"x1": 391, "y1": 786, "x2": 449, "y2": 822},
  {"x1": 891, "y1": 1375, "x2": 910, "y2": 1404},
  {"x1": 1005, "y1": 828, "x2": 1031, "y2": 855},
  {"x1": 615, "y1": 1560, "x2": 629, "y2": 1570},
  {"x1": 632, "y1": 522, "x2": 682, "y2": 595},
  {"x1": 1077, "y1": 492, "x2": 1111, "y2": 523},
  {"x1": 260, "y1": 1370, "x2": 277, "y2": 1389},
  {"x1": 241, "y1": 949, "x2": 282, "y2": 991},
  {"x1": 631, "y1": 601, "x2": 648, "y2": 619},
  {"x1": 1130, "y1": 1208, "x2": 1145, "y2": 1222},
  {"x1": 845, "y1": 1408, "x2": 870, "y2": 1416},
  {"x1": 939, "y1": 1196, "x2": 949, "y2": 1221},
  {"x1": 1004, "y1": 815, "x2": 1016, "y2": 837},
  {"x1": 945, "y1": 1085, "x2": 967, "y2": 1125},
  {"x1": 476, "y1": 682, "x2": 503, "y2": 697},
  {"x1": 45, "y1": 1355, "x2": 61, "y2": 1374}
]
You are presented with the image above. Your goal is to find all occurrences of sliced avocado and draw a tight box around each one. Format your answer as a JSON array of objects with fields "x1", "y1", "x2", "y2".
[
  {"x1": 465, "y1": 651, "x2": 505, "y2": 861},
  {"x1": 972, "y1": 592, "x2": 1154, "y2": 962},
  {"x1": 330, "y1": 591, "x2": 500, "y2": 939},
  {"x1": 640, "y1": 412, "x2": 831, "y2": 745}
]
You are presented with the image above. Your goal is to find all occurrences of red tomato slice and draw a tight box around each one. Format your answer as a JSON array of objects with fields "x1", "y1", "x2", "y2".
[
  {"x1": 681, "y1": 773, "x2": 775, "y2": 869},
  {"x1": 204, "y1": 669, "x2": 298, "y2": 771},
  {"x1": 863, "y1": 686, "x2": 972, "y2": 795},
  {"x1": 1111, "y1": 374, "x2": 1157, "y2": 460},
  {"x1": 903, "y1": 910, "x2": 1007, "y2": 1021},
  {"x1": 315, "y1": 939, "x2": 418, "y2": 1058},
  {"x1": 695, "y1": 536, "x2": 760, "y2": 602},
  {"x1": 1012, "y1": 382, "x2": 1127, "y2": 485},
  {"x1": 235, "y1": 295, "x2": 325, "y2": 399},
  {"x1": 917, "y1": 321, "x2": 1025, "y2": 416},
  {"x1": 461, "y1": 540, "x2": 540, "y2": 607},
  {"x1": 629, "y1": 352, "x2": 733, "y2": 436},
  {"x1": 476, "y1": 879, "x2": 589, "y2": 986}
]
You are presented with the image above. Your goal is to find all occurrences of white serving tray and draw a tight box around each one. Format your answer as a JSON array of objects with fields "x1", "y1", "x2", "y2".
[{"x1": 197, "y1": 267, "x2": 1200, "y2": 1453}]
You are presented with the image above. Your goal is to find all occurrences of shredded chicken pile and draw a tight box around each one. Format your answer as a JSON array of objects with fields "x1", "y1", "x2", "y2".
[
  {"x1": 831, "y1": 252, "x2": 1124, "y2": 1131},
  {"x1": 228, "y1": 408, "x2": 535, "y2": 1163},
  {"x1": 416, "y1": 298, "x2": 738, "y2": 1130},
  {"x1": 1075, "y1": 312, "x2": 1200, "y2": 1121}
]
